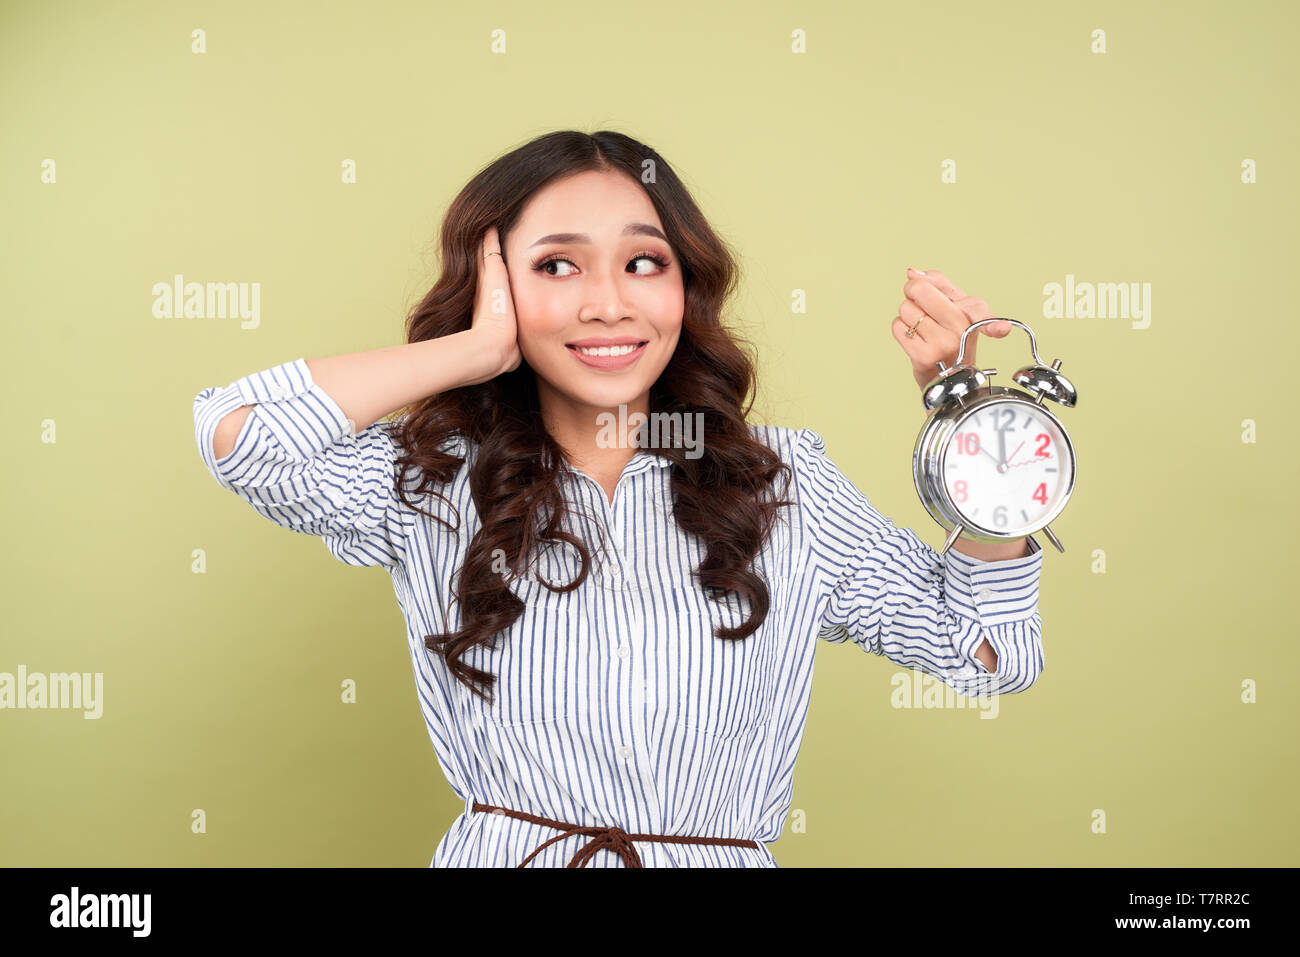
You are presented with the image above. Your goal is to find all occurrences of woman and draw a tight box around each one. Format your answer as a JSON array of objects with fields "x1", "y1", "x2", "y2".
[{"x1": 192, "y1": 129, "x2": 1044, "y2": 868}]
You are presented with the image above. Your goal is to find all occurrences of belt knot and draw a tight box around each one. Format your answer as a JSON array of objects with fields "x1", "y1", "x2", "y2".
[
  {"x1": 471, "y1": 802, "x2": 760, "y2": 867},
  {"x1": 513, "y1": 818, "x2": 643, "y2": 868}
]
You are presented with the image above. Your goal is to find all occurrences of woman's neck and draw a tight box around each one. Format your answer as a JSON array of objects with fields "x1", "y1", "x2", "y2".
[{"x1": 540, "y1": 388, "x2": 651, "y2": 504}]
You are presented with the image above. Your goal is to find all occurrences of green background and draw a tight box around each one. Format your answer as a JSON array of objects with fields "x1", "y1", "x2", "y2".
[{"x1": 2, "y1": 0, "x2": 1296, "y2": 866}]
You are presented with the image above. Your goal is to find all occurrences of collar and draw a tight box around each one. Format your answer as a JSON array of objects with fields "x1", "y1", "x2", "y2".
[
  {"x1": 560, "y1": 447, "x2": 675, "y2": 477},
  {"x1": 638, "y1": 448, "x2": 675, "y2": 469},
  {"x1": 444, "y1": 432, "x2": 675, "y2": 472}
]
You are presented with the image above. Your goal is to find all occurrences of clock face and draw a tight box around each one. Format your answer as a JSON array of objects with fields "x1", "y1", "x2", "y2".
[{"x1": 941, "y1": 400, "x2": 1074, "y2": 536}]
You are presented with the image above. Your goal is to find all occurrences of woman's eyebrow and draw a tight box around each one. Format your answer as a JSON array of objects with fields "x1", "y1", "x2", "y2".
[{"x1": 529, "y1": 222, "x2": 668, "y2": 247}]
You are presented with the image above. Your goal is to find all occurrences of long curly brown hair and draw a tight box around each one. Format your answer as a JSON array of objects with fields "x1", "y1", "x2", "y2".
[{"x1": 392, "y1": 129, "x2": 793, "y2": 705}]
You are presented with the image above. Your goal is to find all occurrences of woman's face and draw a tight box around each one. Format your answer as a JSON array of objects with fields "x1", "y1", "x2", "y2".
[{"x1": 502, "y1": 169, "x2": 684, "y2": 425}]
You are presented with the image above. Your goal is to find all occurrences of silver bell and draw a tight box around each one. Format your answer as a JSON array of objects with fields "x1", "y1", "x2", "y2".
[
  {"x1": 922, "y1": 364, "x2": 991, "y2": 411},
  {"x1": 1011, "y1": 359, "x2": 1077, "y2": 407}
]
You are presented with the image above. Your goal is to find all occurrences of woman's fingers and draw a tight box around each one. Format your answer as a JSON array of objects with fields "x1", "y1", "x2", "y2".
[
  {"x1": 952, "y1": 294, "x2": 1012, "y2": 336},
  {"x1": 470, "y1": 227, "x2": 523, "y2": 376},
  {"x1": 898, "y1": 298, "x2": 931, "y2": 340},
  {"x1": 903, "y1": 272, "x2": 968, "y2": 336},
  {"x1": 892, "y1": 314, "x2": 922, "y2": 345},
  {"x1": 892, "y1": 314, "x2": 949, "y2": 391},
  {"x1": 894, "y1": 266, "x2": 1021, "y2": 392},
  {"x1": 897, "y1": 297, "x2": 967, "y2": 368},
  {"x1": 475, "y1": 227, "x2": 515, "y2": 327},
  {"x1": 473, "y1": 232, "x2": 491, "y2": 321},
  {"x1": 904, "y1": 268, "x2": 1010, "y2": 337},
  {"x1": 909, "y1": 267, "x2": 965, "y2": 300}
]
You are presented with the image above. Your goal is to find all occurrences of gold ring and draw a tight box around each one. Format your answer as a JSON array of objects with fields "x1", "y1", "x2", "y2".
[{"x1": 905, "y1": 314, "x2": 927, "y2": 337}]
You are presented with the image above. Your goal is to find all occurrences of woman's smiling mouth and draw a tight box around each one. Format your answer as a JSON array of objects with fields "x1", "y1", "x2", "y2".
[{"x1": 566, "y1": 338, "x2": 649, "y2": 369}]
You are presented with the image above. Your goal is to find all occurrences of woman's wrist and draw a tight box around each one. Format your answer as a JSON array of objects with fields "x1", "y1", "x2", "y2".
[
  {"x1": 430, "y1": 328, "x2": 502, "y2": 388},
  {"x1": 456, "y1": 328, "x2": 514, "y2": 386}
]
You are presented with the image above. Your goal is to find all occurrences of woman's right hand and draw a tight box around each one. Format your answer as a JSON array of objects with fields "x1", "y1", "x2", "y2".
[{"x1": 468, "y1": 226, "x2": 523, "y2": 382}]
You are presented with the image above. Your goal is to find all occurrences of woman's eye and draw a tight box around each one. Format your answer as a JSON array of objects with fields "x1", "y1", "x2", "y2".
[
  {"x1": 542, "y1": 258, "x2": 577, "y2": 277},
  {"x1": 530, "y1": 252, "x2": 670, "y2": 277}
]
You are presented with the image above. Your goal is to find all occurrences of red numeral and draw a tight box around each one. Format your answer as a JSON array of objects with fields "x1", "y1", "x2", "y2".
[
  {"x1": 1032, "y1": 483, "x2": 1047, "y2": 504},
  {"x1": 1035, "y1": 433, "x2": 1051, "y2": 457},
  {"x1": 953, "y1": 480, "x2": 968, "y2": 503},
  {"x1": 955, "y1": 432, "x2": 980, "y2": 455}
]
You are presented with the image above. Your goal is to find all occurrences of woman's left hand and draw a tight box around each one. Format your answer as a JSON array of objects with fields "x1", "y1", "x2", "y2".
[{"x1": 892, "y1": 267, "x2": 1012, "y2": 393}]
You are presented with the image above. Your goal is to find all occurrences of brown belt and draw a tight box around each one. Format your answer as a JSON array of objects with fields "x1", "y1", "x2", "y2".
[{"x1": 471, "y1": 802, "x2": 762, "y2": 868}]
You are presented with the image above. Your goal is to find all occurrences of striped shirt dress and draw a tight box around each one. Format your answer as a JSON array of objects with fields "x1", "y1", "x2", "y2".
[{"x1": 192, "y1": 357, "x2": 1045, "y2": 867}]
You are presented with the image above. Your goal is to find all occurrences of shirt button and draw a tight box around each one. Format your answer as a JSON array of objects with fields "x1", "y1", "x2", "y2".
[
  {"x1": 269, "y1": 384, "x2": 288, "y2": 400},
  {"x1": 617, "y1": 645, "x2": 630, "y2": 659},
  {"x1": 977, "y1": 587, "x2": 993, "y2": 602},
  {"x1": 606, "y1": 564, "x2": 621, "y2": 580},
  {"x1": 618, "y1": 745, "x2": 633, "y2": 759}
]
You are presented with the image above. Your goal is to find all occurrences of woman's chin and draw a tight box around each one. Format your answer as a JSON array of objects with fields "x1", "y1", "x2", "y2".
[
  {"x1": 577, "y1": 386, "x2": 647, "y2": 414},
  {"x1": 531, "y1": 361, "x2": 657, "y2": 419},
  {"x1": 545, "y1": 382, "x2": 648, "y2": 416}
]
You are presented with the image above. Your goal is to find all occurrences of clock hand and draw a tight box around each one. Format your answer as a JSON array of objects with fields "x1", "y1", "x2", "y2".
[
  {"x1": 997, "y1": 429, "x2": 1007, "y2": 468},
  {"x1": 1007, "y1": 452, "x2": 1051, "y2": 469},
  {"x1": 1003, "y1": 440, "x2": 1025, "y2": 468}
]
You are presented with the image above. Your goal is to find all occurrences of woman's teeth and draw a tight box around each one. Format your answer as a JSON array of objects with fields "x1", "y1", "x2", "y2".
[{"x1": 574, "y1": 343, "x2": 642, "y2": 356}]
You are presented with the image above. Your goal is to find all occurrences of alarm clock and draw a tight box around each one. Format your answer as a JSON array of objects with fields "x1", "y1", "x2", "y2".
[{"x1": 912, "y1": 317, "x2": 1077, "y2": 556}]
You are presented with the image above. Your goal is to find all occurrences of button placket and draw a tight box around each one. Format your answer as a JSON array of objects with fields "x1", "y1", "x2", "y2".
[
  {"x1": 608, "y1": 482, "x2": 652, "y2": 813},
  {"x1": 604, "y1": 560, "x2": 623, "y2": 587},
  {"x1": 568, "y1": 463, "x2": 667, "y2": 830},
  {"x1": 626, "y1": 594, "x2": 646, "y2": 708},
  {"x1": 611, "y1": 586, "x2": 637, "y2": 766}
]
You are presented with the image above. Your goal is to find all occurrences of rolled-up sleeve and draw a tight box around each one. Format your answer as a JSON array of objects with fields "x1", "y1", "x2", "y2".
[
  {"x1": 794, "y1": 427, "x2": 1044, "y2": 695},
  {"x1": 193, "y1": 358, "x2": 409, "y2": 569}
]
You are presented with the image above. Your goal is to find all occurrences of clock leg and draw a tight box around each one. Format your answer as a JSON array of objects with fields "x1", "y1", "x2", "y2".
[
  {"x1": 1043, "y1": 524, "x2": 1065, "y2": 553},
  {"x1": 940, "y1": 523, "x2": 964, "y2": 557}
]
